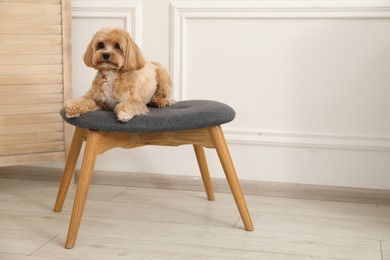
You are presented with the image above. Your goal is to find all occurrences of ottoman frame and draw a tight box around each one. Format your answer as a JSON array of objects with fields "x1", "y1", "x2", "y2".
[{"x1": 54, "y1": 102, "x2": 254, "y2": 249}]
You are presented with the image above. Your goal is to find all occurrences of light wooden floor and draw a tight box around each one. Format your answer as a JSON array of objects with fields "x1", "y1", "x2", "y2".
[{"x1": 0, "y1": 178, "x2": 389, "y2": 260}]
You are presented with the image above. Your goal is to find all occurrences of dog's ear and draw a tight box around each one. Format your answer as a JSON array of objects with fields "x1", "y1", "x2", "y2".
[
  {"x1": 123, "y1": 35, "x2": 145, "y2": 70},
  {"x1": 83, "y1": 39, "x2": 95, "y2": 68}
]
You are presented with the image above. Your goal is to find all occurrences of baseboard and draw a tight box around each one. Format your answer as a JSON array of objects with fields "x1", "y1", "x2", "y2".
[{"x1": 1, "y1": 165, "x2": 390, "y2": 205}]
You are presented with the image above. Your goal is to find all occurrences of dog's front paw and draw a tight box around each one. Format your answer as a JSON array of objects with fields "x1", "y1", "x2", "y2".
[
  {"x1": 149, "y1": 98, "x2": 176, "y2": 108},
  {"x1": 116, "y1": 111, "x2": 134, "y2": 122},
  {"x1": 65, "y1": 104, "x2": 83, "y2": 118},
  {"x1": 64, "y1": 98, "x2": 100, "y2": 118},
  {"x1": 115, "y1": 102, "x2": 148, "y2": 122}
]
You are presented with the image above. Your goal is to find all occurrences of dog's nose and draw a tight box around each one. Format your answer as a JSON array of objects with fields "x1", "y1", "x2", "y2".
[{"x1": 103, "y1": 53, "x2": 110, "y2": 60}]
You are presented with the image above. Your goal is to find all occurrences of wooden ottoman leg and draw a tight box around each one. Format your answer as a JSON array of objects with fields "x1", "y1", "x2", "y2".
[
  {"x1": 209, "y1": 126, "x2": 254, "y2": 231},
  {"x1": 193, "y1": 144, "x2": 215, "y2": 201},
  {"x1": 65, "y1": 130, "x2": 101, "y2": 249},
  {"x1": 54, "y1": 127, "x2": 84, "y2": 212}
]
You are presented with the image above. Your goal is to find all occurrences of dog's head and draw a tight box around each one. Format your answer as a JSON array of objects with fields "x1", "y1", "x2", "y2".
[{"x1": 83, "y1": 28, "x2": 145, "y2": 71}]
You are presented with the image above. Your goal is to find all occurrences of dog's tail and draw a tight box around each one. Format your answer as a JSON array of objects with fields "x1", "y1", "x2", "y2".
[{"x1": 149, "y1": 62, "x2": 175, "y2": 107}]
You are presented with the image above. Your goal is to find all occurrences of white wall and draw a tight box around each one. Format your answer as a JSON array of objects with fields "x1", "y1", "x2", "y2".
[{"x1": 67, "y1": 0, "x2": 390, "y2": 189}]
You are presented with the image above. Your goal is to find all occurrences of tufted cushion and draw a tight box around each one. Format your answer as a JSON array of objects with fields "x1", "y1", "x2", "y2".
[{"x1": 60, "y1": 100, "x2": 235, "y2": 133}]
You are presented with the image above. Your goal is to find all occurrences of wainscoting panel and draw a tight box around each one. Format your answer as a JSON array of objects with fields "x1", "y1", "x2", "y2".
[{"x1": 170, "y1": 1, "x2": 390, "y2": 151}]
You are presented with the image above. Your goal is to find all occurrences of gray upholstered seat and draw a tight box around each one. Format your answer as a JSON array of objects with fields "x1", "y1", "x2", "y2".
[{"x1": 60, "y1": 100, "x2": 235, "y2": 133}]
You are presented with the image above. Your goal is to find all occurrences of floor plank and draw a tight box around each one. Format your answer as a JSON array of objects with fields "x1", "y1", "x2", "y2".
[
  {"x1": 0, "y1": 178, "x2": 127, "y2": 202},
  {"x1": 0, "y1": 255, "x2": 64, "y2": 260},
  {"x1": 235, "y1": 210, "x2": 390, "y2": 241},
  {"x1": 33, "y1": 234, "x2": 342, "y2": 260},
  {"x1": 0, "y1": 229, "x2": 58, "y2": 255},
  {"x1": 382, "y1": 240, "x2": 390, "y2": 260}
]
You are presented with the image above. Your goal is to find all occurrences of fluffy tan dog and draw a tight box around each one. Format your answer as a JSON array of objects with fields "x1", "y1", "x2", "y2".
[{"x1": 65, "y1": 27, "x2": 175, "y2": 122}]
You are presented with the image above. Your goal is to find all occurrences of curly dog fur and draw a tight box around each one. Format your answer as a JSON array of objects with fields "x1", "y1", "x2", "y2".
[{"x1": 65, "y1": 27, "x2": 175, "y2": 122}]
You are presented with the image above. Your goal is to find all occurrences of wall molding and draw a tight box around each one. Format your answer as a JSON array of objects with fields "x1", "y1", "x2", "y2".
[
  {"x1": 224, "y1": 129, "x2": 390, "y2": 151},
  {"x1": 170, "y1": 0, "x2": 390, "y2": 151},
  {"x1": 72, "y1": 0, "x2": 142, "y2": 46},
  {"x1": 171, "y1": 1, "x2": 390, "y2": 19}
]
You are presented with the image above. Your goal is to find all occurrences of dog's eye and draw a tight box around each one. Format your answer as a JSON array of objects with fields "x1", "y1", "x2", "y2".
[
  {"x1": 97, "y1": 42, "x2": 105, "y2": 49},
  {"x1": 114, "y1": 43, "x2": 121, "y2": 50}
]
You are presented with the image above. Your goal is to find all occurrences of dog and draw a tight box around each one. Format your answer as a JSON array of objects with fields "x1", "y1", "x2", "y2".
[{"x1": 64, "y1": 27, "x2": 175, "y2": 122}]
